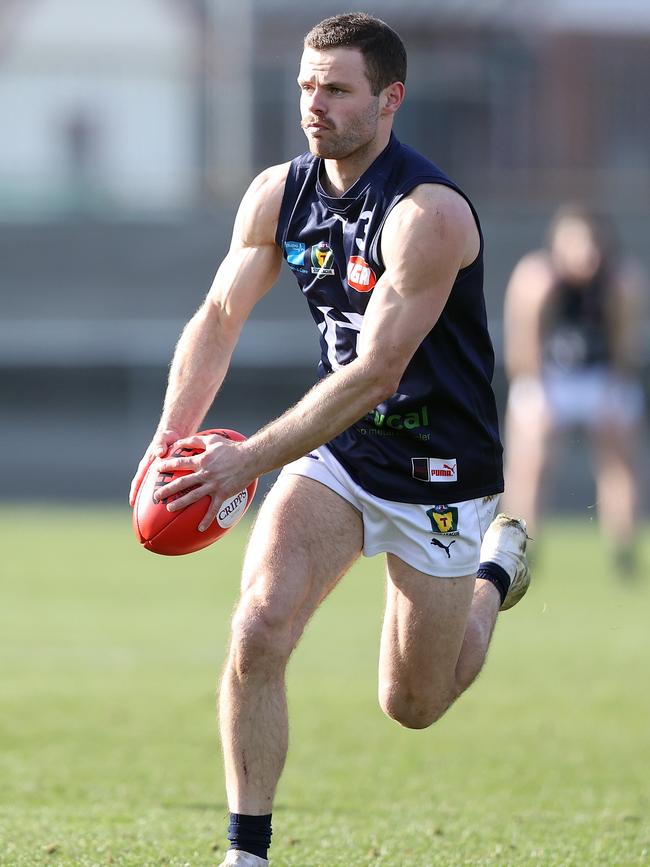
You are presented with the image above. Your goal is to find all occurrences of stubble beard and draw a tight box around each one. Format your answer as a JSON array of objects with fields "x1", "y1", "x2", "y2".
[{"x1": 302, "y1": 98, "x2": 380, "y2": 160}]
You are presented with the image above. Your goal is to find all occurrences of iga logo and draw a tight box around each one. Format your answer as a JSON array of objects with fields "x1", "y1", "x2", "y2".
[{"x1": 347, "y1": 256, "x2": 377, "y2": 292}]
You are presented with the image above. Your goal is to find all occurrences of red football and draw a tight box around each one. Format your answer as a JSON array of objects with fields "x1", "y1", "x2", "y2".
[{"x1": 132, "y1": 428, "x2": 258, "y2": 556}]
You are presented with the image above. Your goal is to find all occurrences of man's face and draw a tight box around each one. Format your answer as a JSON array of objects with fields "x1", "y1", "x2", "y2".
[{"x1": 298, "y1": 47, "x2": 381, "y2": 159}]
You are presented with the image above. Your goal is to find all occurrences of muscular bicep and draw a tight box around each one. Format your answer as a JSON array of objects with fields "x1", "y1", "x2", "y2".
[
  {"x1": 357, "y1": 186, "x2": 471, "y2": 383},
  {"x1": 206, "y1": 241, "x2": 282, "y2": 332},
  {"x1": 205, "y1": 163, "x2": 288, "y2": 332}
]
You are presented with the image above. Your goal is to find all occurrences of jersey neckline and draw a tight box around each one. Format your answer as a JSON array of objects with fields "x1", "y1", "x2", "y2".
[{"x1": 315, "y1": 133, "x2": 399, "y2": 216}]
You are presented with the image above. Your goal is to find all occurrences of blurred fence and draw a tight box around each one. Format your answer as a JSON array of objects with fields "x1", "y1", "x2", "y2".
[{"x1": 1, "y1": 2, "x2": 649, "y2": 506}]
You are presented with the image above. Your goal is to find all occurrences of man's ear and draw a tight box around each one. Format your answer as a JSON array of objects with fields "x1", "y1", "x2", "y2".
[{"x1": 381, "y1": 81, "x2": 405, "y2": 116}]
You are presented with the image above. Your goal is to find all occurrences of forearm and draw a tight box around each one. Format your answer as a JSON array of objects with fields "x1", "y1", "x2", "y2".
[
  {"x1": 241, "y1": 357, "x2": 392, "y2": 479},
  {"x1": 159, "y1": 304, "x2": 238, "y2": 436}
]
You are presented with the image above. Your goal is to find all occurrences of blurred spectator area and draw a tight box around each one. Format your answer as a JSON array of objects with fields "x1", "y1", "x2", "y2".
[
  {"x1": 1, "y1": 0, "x2": 650, "y2": 210},
  {"x1": 0, "y1": 0, "x2": 649, "y2": 501}
]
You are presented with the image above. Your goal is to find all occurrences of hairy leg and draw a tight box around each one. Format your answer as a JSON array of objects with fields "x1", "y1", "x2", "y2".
[
  {"x1": 378, "y1": 555, "x2": 500, "y2": 729},
  {"x1": 455, "y1": 576, "x2": 501, "y2": 690},
  {"x1": 219, "y1": 475, "x2": 363, "y2": 814}
]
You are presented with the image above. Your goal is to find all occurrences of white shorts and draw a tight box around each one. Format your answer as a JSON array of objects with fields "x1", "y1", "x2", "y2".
[
  {"x1": 280, "y1": 445, "x2": 501, "y2": 578},
  {"x1": 509, "y1": 370, "x2": 645, "y2": 430},
  {"x1": 544, "y1": 369, "x2": 644, "y2": 429}
]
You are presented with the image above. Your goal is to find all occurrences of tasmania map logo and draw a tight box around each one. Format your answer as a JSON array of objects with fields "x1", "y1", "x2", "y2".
[
  {"x1": 426, "y1": 505, "x2": 459, "y2": 536},
  {"x1": 311, "y1": 241, "x2": 335, "y2": 276}
]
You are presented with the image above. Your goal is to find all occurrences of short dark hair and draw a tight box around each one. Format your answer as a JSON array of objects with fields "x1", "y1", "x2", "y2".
[{"x1": 304, "y1": 13, "x2": 407, "y2": 96}]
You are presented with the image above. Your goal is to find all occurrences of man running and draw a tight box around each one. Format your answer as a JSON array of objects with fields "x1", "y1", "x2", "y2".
[{"x1": 130, "y1": 14, "x2": 530, "y2": 865}]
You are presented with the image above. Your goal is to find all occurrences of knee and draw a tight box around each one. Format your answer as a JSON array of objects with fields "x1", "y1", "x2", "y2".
[
  {"x1": 229, "y1": 592, "x2": 294, "y2": 677},
  {"x1": 378, "y1": 682, "x2": 452, "y2": 730}
]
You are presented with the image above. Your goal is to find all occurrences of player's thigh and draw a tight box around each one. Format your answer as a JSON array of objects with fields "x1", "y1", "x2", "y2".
[
  {"x1": 379, "y1": 553, "x2": 476, "y2": 693},
  {"x1": 506, "y1": 377, "x2": 554, "y2": 446},
  {"x1": 240, "y1": 473, "x2": 363, "y2": 640},
  {"x1": 584, "y1": 376, "x2": 642, "y2": 472}
]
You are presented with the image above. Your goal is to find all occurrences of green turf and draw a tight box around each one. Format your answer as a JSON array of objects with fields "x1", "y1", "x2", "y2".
[{"x1": 1, "y1": 506, "x2": 649, "y2": 866}]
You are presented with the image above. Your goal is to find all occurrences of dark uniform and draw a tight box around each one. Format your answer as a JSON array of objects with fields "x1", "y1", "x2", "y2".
[{"x1": 276, "y1": 133, "x2": 503, "y2": 505}]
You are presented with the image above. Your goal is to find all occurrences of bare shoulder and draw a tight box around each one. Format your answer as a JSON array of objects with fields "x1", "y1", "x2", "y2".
[
  {"x1": 386, "y1": 183, "x2": 476, "y2": 235},
  {"x1": 234, "y1": 162, "x2": 291, "y2": 248},
  {"x1": 411, "y1": 182, "x2": 474, "y2": 214},
  {"x1": 382, "y1": 183, "x2": 478, "y2": 269},
  {"x1": 506, "y1": 250, "x2": 555, "y2": 303}
]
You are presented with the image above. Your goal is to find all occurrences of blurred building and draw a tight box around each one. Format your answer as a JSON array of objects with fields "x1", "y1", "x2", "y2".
[
  {"x1": 0, "y1": 0, "x2": 200, "y2": 213},
  {"x1": 2, "y1": 0, "x2": 650, "y2": 213},
  {"x1": 0, "y1": 0, "x2": 649, "y2": 501}
]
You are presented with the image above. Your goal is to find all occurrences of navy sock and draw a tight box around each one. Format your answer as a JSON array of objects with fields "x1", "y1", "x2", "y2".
[
  {"x1": 227, "y1": 812, "x2": 272, "y2": 860},
  {"x1": 477, "y1": 561, "x2": 510, "y2": 605}
]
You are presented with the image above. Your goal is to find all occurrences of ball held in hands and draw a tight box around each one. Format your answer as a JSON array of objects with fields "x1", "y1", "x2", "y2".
[{"x1": 132, "y1": 428, "x2": 258, "y2": 555}]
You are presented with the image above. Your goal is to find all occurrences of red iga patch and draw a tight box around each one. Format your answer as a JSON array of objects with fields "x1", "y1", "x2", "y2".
[{"x1": 347, "y1": 256, "x2": 377, "y2": 293}]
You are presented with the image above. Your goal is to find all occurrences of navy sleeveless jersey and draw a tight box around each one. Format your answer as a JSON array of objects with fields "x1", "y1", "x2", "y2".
[{"x1": 275, "y1": 133, "x2": 503, "y2": 504}]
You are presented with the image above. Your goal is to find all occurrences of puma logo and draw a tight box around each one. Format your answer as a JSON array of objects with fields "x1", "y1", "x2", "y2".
[{"x1": 431, "y1": 538, "x2": 456, "y2": 558}]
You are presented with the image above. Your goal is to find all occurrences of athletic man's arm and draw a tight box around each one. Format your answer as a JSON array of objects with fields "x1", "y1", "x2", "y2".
[
  {"x1": 128, "y1": 162, "x2": 289, "y2": 505},
  {"x1": 503, "y1": 252, "x2": 554, "y2": 382},
  {"x1": 156, "y1": 184, "x2": 479, "y2": 528}
]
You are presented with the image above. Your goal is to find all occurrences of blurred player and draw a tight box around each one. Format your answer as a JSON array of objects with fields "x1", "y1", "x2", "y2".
[
  {"x1": 130, "y1": 14, "x2": 531, "y2": 866},
  {"x1": 503, "y1": 204, "x2": 646, "y2": 575}
]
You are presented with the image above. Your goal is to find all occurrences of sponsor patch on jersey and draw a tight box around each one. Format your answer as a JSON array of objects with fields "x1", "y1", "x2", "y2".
[
  {"x1": 347, "y1": 255, "x2": 377, "y2": 292},
  {"x1": 366, "y1": 404, "x2": 429, "y2": 430},
  {"x1": 412, "y1": 457, "x2": 458, "y2": 483},
  {"x1": 284, "y1": 240, "x2": 306, "y2": 266},
  {"x1": 426, "y1": 505, "x2": 459, "y2": 536},
  {"x1": 311, "y1": 241, "x2": 335, "y2": 276}
]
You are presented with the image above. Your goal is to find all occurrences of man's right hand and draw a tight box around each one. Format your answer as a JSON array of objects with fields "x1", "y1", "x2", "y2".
[{"x1": 128, "y1": 428, "x2": 183, "y2": 507}]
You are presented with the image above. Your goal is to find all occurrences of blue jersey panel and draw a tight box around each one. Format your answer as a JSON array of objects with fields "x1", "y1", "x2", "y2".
[{"x1": 275, "y1": 134, "x2": 503, "y2": 504}]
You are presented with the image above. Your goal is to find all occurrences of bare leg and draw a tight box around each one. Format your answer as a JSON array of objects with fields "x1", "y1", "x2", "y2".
[
  {"x1": 218, "y1": 475, "x2": 363, "y2": 814},
  {"x1": 378, "y1": 554, "x2": 501, "y2": 729},
  {"x1": 592, "y1": 421, "x2": 639, "y2": 546},
  {"x1": 502, "y1": 383, "x2": 554, "y2": 539},
  {"x1": 455, "y1": 577, "x2": 501, "y2": 690}
]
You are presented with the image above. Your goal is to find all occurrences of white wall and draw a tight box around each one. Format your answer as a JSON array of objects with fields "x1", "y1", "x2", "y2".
[{"x1": 0, "y1": 0, "x2": 197, "y2": 213}]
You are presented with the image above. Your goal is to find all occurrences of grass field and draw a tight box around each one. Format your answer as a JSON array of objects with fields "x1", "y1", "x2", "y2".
[{"x1": 1, "y1": 506, "x2": 649, "y2": 867}]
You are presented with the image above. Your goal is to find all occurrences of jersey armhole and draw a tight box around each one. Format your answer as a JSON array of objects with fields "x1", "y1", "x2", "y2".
[
  {"x1": 274, "y1": 159, "x2": 300, "y2": 249},
  {"x1": 369, "y1": 176, "x2": 484, "y2": 274}
]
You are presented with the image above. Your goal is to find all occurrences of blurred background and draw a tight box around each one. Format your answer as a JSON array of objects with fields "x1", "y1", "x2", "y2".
[{"x1": 1, "y1": 0, "x2": 649, "y2": 508}]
